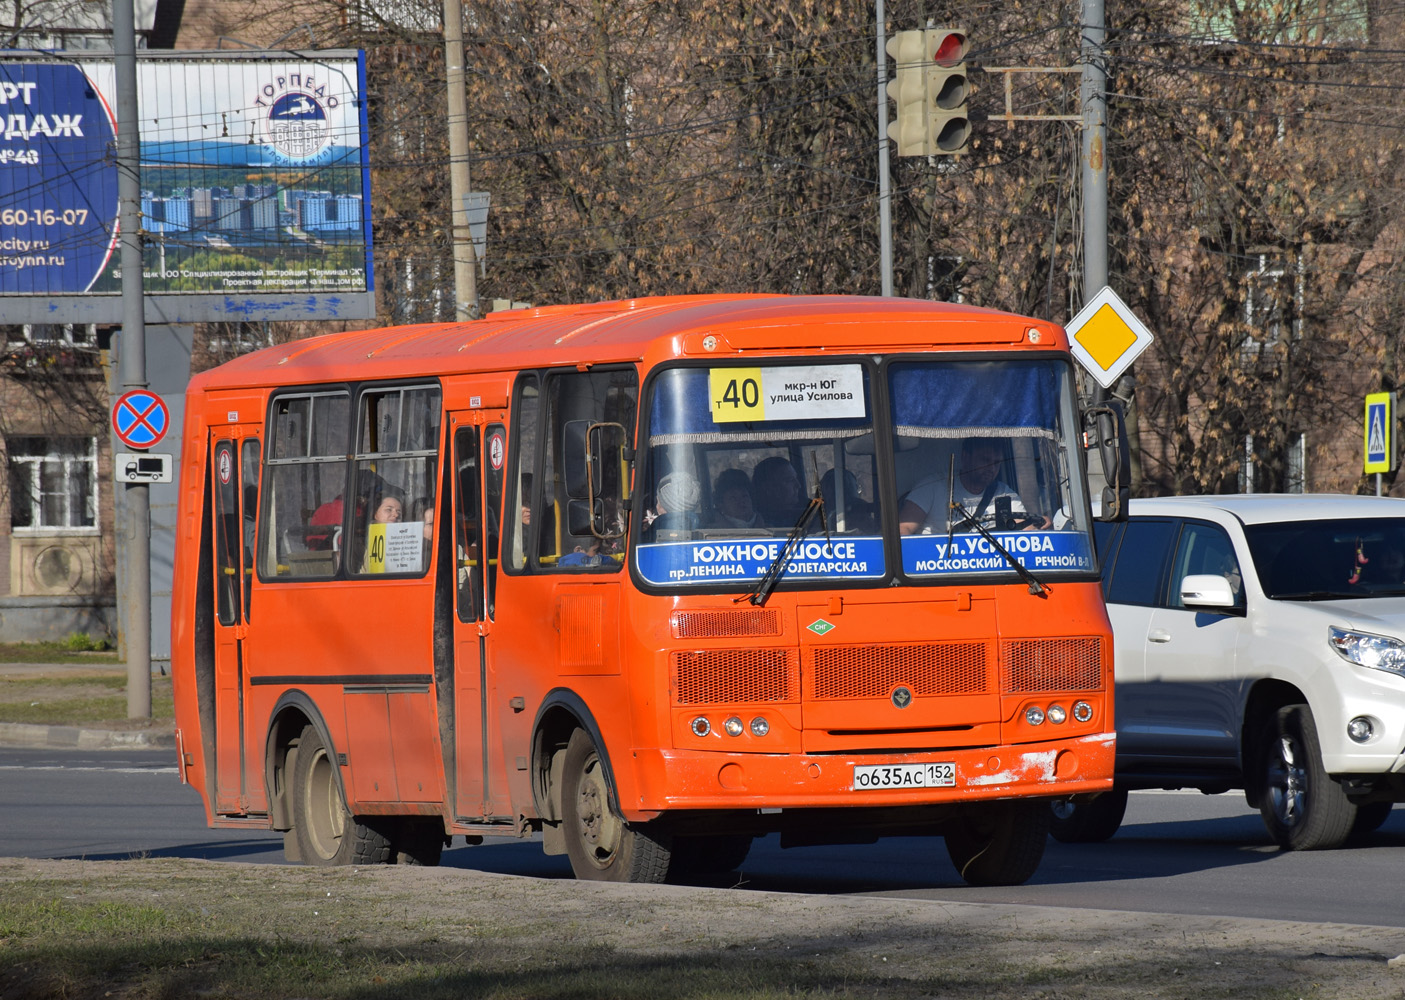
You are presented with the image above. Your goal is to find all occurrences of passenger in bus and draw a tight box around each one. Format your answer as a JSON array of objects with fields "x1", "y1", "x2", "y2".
[
  {"x1": 358, "y1": 491, "x2": 404, "y2": 571},
  {"x1": 752, "y1": 456, "x2": 805, "y2": 526},
  {"x1": 646, "y1": 471, "x2": 701, "y2": 534},
  {"x1": 712, "y1": 468, "x2": 763, "y2": 529},
  {"x1": 820, "y1": 469, "x2": 878, "y2": 533},
  {"x1": 371, "y1": 494, "x2": 404, "y2": 524},
  {"x1": 898, "y1": 437, "x2": 1049, "y2": 534}
]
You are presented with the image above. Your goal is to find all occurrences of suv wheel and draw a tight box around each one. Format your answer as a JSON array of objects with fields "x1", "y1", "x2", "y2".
[{"x1": 1258, "y1": 704, "x2": 1355, "y2": 851}]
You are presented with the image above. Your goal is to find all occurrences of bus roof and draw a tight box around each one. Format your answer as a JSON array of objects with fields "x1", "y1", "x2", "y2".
[{"x1": 189, "y1": 293, "x2": 1065, "y2": 392}]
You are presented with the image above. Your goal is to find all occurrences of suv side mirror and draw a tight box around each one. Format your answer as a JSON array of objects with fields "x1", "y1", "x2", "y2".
[{"x1": 1180, "y1": 573, "x2": 1238, "y2": 609}]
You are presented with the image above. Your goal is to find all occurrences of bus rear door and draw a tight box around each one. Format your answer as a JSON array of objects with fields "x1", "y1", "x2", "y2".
[{"x1": 209, "y1": 429, "x2": 261, "y2": 814}]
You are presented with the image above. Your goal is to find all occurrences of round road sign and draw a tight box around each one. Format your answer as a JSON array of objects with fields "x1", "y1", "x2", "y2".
[{"x1": 112, "y1": 390, "x2": 170, "y2": 450}]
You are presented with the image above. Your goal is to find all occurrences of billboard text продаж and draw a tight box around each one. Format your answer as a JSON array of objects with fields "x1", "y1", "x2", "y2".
[{"x1": 0, "y1": 51, "x2": 373, "y2": 323}]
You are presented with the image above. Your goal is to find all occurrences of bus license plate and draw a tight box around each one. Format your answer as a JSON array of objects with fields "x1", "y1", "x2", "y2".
[{"x1": 852, "y1": 762, "x2": 956, "y2": 790}]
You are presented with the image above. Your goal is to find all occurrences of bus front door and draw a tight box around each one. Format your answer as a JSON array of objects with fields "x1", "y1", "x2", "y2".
[
  {"x1": 209, "y1": 433, "x2": 261, "y2": 814},
  {"x1": 449, "y1": 417, "x2": 508, "y2": 823}
]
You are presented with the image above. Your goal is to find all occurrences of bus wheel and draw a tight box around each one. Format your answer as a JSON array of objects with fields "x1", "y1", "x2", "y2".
[
  {"x1": 1259, "y1": 704, "x2": 1354, "y2": 850},
  {"x1": 561, "y1": 729, "x2": 670, "y2": 883},
  {"x1": 291, "y1": 724, "x2": 391, "y2": 866},
  {"x1": 668, "y1": 834, "x2": 754, "y2": 881},
  {"x1": 944, "y1": 800, "x2": 1051, "y2": 886},
  {"x1": 1048, "y1": 787, "x2": 1128, "y2": 843},
  {"x1": 394, "y1": 818, "x2": 445, "y2": 866}
]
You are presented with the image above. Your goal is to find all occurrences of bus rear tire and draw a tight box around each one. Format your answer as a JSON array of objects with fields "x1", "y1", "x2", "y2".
[
  {"x1": 291, "y1": 724, "x2": 391, "y2": 866},
  {"x1": 944, "y1": 799, "x2": 1051, "y2": 886},
  {"x1": 561, "y1": 729, "x2": 670, "y2": 883}
]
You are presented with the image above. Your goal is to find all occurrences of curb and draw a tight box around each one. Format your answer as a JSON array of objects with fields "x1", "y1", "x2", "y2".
[{"x1": 0, "y1": 721, "x2": 176, "y2": 750}]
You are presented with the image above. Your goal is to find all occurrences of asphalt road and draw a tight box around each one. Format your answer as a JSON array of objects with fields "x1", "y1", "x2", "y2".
[{"x1": 4, "y1": 745, "x2": 1404, "y2": 926}]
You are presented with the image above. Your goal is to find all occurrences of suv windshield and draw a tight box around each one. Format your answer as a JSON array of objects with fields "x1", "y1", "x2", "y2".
[
  {"x1": 1245, "y1": 517, "x2": 1405, "y2": 599},
  {"x1": 633, "y1": 358, "x2": 1094, "y2": 591}
]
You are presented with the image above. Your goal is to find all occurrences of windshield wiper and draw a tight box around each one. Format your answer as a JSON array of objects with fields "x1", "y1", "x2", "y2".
[
  {"x1": 948, "y1": 494, "x2": 1050, "y2": 598},
  {"x1": 739, "y1": 480, "x2": 829, "y2": 607}
]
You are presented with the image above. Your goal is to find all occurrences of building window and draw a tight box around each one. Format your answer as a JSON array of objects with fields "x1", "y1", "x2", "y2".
[{"x1": 7, "y1": 437, "x2": 98, "y2": 530}]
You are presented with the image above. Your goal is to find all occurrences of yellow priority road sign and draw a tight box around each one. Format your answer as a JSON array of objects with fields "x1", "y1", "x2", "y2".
[{"x1": 1065, "y1": 286, "x2": 1155, "y2": 390}]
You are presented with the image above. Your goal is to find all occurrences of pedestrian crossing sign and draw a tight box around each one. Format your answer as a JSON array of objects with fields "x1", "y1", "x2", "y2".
[{"x1": 1365, "y1": 392, "x2": 1396, "y2": 474}]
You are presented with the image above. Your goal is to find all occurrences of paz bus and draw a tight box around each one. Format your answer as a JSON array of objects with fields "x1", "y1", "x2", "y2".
[{"x1": 170, "y1": 294, "x2": 1127, "y2": 886}]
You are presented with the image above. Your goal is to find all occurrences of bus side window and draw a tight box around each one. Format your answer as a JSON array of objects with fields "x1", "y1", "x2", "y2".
[
  {"x1": 506, "y1": 375, "x2": 540, "y2": 572},
  {"x1": 454, "y1": 427, "x2": 482, "y2": 622},
  {"x1": 263, "y1": 392, "x2": 350, "y2": 579},
  {"x1": 241, "y1": 438, "x2": 260, "y2": 614},
  {"x1": 351, "y1": 385, "x2": 441, "y2": 576},
  {"x1": 538, "y1": 368, "x2": 637, "y2": 571}
]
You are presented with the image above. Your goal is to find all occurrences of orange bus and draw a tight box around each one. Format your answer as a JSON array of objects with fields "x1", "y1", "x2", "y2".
[{"x1": 171, "y1": 294, "x2": 1125, "y2": 886}]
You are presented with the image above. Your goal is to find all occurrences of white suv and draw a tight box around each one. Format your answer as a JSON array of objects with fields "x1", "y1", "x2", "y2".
[{"x1": 1055, "y1": 494, "x2": 1405, "y2": 850}]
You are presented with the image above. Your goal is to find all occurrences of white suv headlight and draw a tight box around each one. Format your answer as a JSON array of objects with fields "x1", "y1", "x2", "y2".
[{"x1": 1328, "y1": 626, "x2": 1405, "y2": 675}]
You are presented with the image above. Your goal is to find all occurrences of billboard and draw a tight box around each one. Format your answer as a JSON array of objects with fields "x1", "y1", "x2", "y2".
[{"x1": 0, "y1": 50, "x2": 374, "y2": 324}]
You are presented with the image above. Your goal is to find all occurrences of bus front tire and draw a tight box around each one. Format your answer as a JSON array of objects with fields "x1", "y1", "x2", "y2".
[
  {"x1": 944, "y1": 799, "x2": 1051, "y2": 886},
  {"x1": 291, "y1": 724, "x2": 391, "y2": 866},
  {"x1": 1049, "y1": 787, "x2": 1128, "y2": 843},
  {"x1": 560, "y1": 729, "x2": 670, "y2": 883}
]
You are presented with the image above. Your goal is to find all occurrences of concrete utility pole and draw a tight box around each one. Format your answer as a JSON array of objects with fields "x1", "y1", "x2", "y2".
[
  {"x1": 876, "y1": 0, "x2": 894, "y2": 296},
  {"x1": 114, "y1": 0, "x2": 151, "y2": 718},
  {"x1": 1081, "y1": 0, "x2": 1108, "y2": 315},
  {"x1": 444, "y1": 0, "x2": 479, "y2": 321}
]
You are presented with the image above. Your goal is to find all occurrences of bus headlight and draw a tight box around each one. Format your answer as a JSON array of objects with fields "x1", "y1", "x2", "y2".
[
  {"x1": 1047, "y1": 704, "x2": 1067, "y2": 724},
  {"x1": 750, "y1": 717, "x2": 770, "y2": 737},
  {"x1": 723, "y1": 716, "x2": 744, "y2": 737},
  {"x1": 1025, "y1": 706, "x2": 1045, "y2": 726},
  {"x1": 1329, "y1": 626, "x2": 1405, "y2": 676}
]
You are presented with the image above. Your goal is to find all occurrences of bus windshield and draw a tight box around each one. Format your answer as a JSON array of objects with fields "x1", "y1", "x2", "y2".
[{"x1": 634, "y1": 358, "x2": 1094, "y2": 590}]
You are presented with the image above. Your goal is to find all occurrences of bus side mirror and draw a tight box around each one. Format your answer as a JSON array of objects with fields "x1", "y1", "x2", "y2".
[
  {"x1": 563, "y1": 420, "x2": 593, "y2": 500},
  {"x1": 564, "y1": 420, "x2": 629, "y2": 538},
  {"x1": 1085, "y1": 401, "x2": 1130, "y2": 523},
  {"x1": 567, "y1": 498, "x2": 602, "y2": 536}
]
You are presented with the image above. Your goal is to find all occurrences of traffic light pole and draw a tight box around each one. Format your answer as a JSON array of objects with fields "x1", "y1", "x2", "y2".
[
  {"x1": 114, "y1": 0, "x2": 151, "y2": 718},
  {"x1": 876, "y1": 0, "x2": 894, "y2": 297}
]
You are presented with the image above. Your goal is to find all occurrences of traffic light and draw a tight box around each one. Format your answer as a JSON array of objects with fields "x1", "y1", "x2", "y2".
[
  {"x1": 885, "y1": 30, "x2": 930, "y2": 157},
  {"x1": 885, "y1": 27, "x2": 971, "y2": 157},
  {"x1": 925, "y1": 28, "x2": 970, "y2": 155}
]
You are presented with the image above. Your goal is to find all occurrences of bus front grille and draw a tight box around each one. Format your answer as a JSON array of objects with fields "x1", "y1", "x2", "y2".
[
  {"x1": 671, "y1": 608, "x2": 782, "y2": 639},
  {"x1": 810, "y1": 642, "x2": 988, "y2": 700},
  {"x1": 1001, "y1": 637, "x2": 1103, "y2": 693},
  {"x1": 672, "y1": 648, "x2": 798, "y2": 704}
]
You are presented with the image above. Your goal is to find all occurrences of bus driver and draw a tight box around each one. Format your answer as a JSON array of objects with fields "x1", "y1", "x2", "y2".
[{"x1": 899, "y1": 437, "x2": 1050, "y2": 535}]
